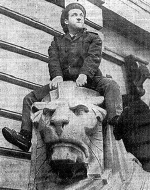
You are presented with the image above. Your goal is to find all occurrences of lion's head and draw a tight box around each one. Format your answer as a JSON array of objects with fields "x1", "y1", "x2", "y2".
[{"x1": 30, "y1": 81, "x2": 106, "y2": 188}]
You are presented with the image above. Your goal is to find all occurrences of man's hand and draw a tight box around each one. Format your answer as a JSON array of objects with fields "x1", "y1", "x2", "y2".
[
  {"x1": 49, "y1": 76, "x2": 63, "y2": 89},
  {"x1": 76, "y1": 74, "x2": 87, "y2": 87}
]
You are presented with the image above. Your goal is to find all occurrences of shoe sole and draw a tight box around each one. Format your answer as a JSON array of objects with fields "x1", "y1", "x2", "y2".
[{"x1": 2, "y1": 128, "x2": 31, "y2": 152}]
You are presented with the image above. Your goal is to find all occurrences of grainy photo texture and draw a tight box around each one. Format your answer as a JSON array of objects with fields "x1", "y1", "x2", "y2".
[{"x1": 0, "y1": 0, "x2": 150, "y2": 189}]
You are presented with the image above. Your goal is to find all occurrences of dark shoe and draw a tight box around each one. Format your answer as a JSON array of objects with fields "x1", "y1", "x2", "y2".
[
  {"x1": 2, "y1": 127, "x2": 31, "y2": 152},
  {"x1": 108, "y1": 115, "x2": 123, "y2": 140}
]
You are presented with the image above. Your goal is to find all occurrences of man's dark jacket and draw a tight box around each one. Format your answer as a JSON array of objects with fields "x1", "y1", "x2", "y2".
[{"x1": 48, "y1": 29, "x2": 103, "y2": 83}]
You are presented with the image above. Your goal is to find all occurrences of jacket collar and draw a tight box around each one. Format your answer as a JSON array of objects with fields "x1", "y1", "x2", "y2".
[{"x1": 64, "y1": 28, "x2": 87, "y2": 41}]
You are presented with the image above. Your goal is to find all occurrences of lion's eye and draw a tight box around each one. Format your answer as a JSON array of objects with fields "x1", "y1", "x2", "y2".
[
  {"x1": 71, "y1": 105, "x2": 89, "y2": 116},
  {"x1": 43, "y1": 108, "x2": 55, "y2": 116}
]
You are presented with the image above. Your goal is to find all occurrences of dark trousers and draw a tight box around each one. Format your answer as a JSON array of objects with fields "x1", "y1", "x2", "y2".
[
  {"x1": 21, "y1": 77, "x2": 123, "y2": 133},
  {"x1": 21, "y1": 84, "x2": 50, "y2": 133}
]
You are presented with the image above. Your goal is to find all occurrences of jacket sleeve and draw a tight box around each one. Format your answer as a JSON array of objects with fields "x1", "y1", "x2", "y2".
[
  {"x1": 48, "y1": 37, "x2": 63, "y2": 80},
  {"x1": 79, "y1": 33, "x2": 102, "y2": 78}
]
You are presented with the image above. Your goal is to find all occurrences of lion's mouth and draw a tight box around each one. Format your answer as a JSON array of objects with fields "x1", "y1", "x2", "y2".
[
  {"x1": 46, "y1": 140, "x2": 89, "y2": 183},
  {"x1": 47, "y1": 139, "x2": 89, "y2": 158}
]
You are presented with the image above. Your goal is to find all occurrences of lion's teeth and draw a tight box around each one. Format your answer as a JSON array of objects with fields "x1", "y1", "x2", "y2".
[{"x1": 51, "y1": 147, "x2": 77, "y2": 162}]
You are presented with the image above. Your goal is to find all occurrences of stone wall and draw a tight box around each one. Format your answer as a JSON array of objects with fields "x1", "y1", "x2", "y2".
[{"x1": 0, "y1": 0, "x2": 150, "y2": 188}]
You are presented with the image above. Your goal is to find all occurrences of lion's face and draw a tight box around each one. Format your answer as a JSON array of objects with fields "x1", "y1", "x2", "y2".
[{"x1": 32, "y1": 82, "x2": 106, "y2": 183}]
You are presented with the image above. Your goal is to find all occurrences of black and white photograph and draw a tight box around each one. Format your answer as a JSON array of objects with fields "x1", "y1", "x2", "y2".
[{"x1": 0, "y1": 0, "x2": 150, "y2": 189}]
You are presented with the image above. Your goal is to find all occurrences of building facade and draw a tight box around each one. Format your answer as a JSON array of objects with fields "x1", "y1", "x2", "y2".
[{"x1": 0, "y1": 0, "x2": 150, "y2": 189}]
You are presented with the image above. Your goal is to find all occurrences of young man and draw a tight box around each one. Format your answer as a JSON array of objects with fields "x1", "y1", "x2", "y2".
[{"x1": 2, "y1": 3, "x2": 123, "y2": 152}]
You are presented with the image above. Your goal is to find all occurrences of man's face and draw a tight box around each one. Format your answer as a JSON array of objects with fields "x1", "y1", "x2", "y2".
[{"x1": 65, "y1": 9, "x2": 85, "y2": 32}]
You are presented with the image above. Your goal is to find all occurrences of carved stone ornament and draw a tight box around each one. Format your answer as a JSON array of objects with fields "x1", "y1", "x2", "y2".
[
  {"x1": 28, "y1": 81, "x2": 150, "y2": 190},
  {"x1": 124, "y1": 55, "x2": 150, "y2": 97}
]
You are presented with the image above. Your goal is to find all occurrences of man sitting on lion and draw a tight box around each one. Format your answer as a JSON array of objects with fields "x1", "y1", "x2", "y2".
[{"x1": 2, "y1": 3, "x2": 123, "y2": 152}]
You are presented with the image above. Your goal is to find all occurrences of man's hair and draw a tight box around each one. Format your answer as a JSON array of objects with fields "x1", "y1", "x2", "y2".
[{"x1": 60, "y1": 3, "x2": 86, "y2": 33}]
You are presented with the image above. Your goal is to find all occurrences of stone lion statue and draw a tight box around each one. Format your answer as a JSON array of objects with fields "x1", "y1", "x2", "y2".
[{"x1": 28, "y1": 81, "x2": 150, "y2": 190}]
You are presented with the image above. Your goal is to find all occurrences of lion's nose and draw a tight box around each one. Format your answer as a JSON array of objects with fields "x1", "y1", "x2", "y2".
[
  {"x1": 50, "y1": 118, "x2": 69, "y2": 127},
  {"x1": 50, "y1": 113, "x2": 69, "y2": 136}
]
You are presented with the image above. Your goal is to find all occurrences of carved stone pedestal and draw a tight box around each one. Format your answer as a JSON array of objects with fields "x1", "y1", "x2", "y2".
[{"x1": 28, "y1": 81, "x2": 150, "y2": 190}]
